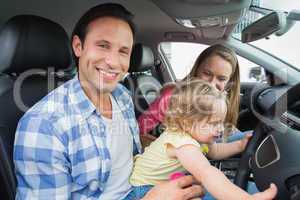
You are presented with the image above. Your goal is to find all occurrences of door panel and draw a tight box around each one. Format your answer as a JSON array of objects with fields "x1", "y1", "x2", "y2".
[{"x1": 238, "y1": 82, "x2": 265, "y2": 131}]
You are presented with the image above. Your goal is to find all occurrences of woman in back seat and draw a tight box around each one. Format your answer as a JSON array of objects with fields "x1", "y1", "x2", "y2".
[{"x1": 138, "y1": 44, "x2": 241, "y2": 143}]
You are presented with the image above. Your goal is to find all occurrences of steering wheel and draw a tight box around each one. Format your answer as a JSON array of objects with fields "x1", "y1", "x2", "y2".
[{"x1": 234, "y1": 82, "x2": 300, "y2": 200}]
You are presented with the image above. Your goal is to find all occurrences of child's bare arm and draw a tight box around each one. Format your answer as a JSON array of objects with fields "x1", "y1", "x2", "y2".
[
  {"x1": 172, "y1": 144, "x2": 277, "y2": 200},
  {"x1": 207, "y1": 141, "x2": 243, "y2": 160},
  {"x1": 173, "y1": 144, "x2": 251, "y2": 200},
  {"x1": 207, "y1": 132, "x2": 252, "y2": 160}
]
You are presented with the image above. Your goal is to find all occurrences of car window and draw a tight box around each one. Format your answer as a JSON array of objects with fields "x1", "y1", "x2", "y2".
[{"x1": 160, "y1": 42, "x2": 265, "y2": 83}]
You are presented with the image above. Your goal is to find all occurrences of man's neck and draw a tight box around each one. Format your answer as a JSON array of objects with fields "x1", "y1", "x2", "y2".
[
  {"x1": 80, "y1": 82, "x2": 113, "y2": 119},
  {"x1": 95, "y1": 93, "x2": 112, "y2": 119}
]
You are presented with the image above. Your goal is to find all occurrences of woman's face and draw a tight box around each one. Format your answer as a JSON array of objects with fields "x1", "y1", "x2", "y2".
[{"x1": 196, "y1": 55, "x2": 233, "y2": 91}]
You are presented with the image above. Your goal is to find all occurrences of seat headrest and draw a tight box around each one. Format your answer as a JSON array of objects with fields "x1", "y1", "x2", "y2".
[
  {"x1": 129, "y1": 43, "x2": 154, "y2": 73},
  {"x1": 0, "y1": 15, "x2": 72, "y2": 74}
]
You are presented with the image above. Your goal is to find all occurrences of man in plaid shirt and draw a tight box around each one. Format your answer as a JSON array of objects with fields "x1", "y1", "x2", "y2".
[{"x1": 14, "y1": 3, "x2": 203, "y2": 200}]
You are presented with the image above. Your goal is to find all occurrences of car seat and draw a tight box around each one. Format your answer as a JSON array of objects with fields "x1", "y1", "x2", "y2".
[
  {"x1": 0, "y1": 15, "x2": 73, "y2": 199},
  {"x1": 123, "y1": 43, "x2": 162, "y2": 118}
]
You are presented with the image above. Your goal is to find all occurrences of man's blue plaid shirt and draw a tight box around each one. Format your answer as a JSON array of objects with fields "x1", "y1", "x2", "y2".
[{"x1": 14, "y1": 75, "x2": 142, "y2": 199}]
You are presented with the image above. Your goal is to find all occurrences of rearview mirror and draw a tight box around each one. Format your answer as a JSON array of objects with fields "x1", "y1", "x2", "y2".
[
  {"x1": 242, "y1": 12, "x2": 285, "y2": 43},
  {"x1": 241, "y1": 11, "x2": 285, "y2": 43},
  {"x1": 241, "y1": 9, "x2": 300, "y2": 43}
]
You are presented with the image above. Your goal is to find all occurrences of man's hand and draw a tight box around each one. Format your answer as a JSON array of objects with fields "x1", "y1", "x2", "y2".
[{"x1": 142, "y1": 175, "x2": 204, "y2": 200}]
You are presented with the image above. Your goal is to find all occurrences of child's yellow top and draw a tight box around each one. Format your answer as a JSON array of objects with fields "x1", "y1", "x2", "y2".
[{"x1": 130, "y1": 131, "x2": 209, "y2": 186}]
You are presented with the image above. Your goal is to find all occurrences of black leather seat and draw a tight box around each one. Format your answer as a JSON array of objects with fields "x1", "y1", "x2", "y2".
[
  {"x1": 0, "y1": 15, "x2": 73, "y2": 199},
  {"x1": 123, "y1": 43, "x2": 162, "y2": 118}
]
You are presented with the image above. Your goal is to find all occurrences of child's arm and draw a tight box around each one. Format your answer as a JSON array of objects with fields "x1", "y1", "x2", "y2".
[
  {"x1": 170, "y1": 144, "x2": 277, "y2": 200},
  {"x1": 207, "y1": 132, "x2": 252, "y2": 160}
]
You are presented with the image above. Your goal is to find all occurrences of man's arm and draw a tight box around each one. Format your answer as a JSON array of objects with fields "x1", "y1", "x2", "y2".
[{"x1": 14, "y1": 115, "x2": 71, "y2": 199}]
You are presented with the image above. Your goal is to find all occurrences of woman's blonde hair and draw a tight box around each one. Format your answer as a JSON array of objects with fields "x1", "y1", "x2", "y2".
[
  {"x1": 182, "y1": 44, "x2": 240, "y2": 132},
  {"x1": 163, "y1": 79, "x2": 226, "y2": 133}
]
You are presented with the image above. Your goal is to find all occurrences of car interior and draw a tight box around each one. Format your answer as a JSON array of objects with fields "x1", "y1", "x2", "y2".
[{"x1": 0, "y1": 0, "x2": 300, "y2": 199}]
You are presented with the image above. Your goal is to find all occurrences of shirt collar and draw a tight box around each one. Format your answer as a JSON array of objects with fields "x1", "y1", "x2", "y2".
[
  {"x1": 69, "y1": 74, "x2": 97, "y2": 120},
  {"x1": 69, "y1": 74, "x2": 129, "y2": 120}
]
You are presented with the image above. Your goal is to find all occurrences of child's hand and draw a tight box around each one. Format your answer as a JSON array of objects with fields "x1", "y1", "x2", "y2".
[
  {"x1": 250, "y1": 183, "x2": 277, "y2": 200},
  {"x1": 239, "y1": 132, "x2": 252, "y2": 152}
]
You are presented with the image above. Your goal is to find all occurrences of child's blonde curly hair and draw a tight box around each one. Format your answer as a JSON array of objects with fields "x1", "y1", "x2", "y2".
[{"x1": 163, "y1": 78, "x2": 227, "y2": 134}]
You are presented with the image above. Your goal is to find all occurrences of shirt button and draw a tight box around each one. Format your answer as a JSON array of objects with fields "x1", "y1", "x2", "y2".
[
  {"x1": 89, "y1": 181, "x2": 99, "y2": 191},
  {"x1": 91, "y1": 125, "x2": 97, "y2": 131}
]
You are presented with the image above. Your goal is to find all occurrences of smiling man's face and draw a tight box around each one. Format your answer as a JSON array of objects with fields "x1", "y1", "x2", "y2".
[{"x1": 73, "y1": 16, "x2": 133, "y2": 95}]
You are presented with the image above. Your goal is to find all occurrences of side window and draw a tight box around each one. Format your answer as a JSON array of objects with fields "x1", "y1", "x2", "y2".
[
  {"x1": 159, "y1": 42, "x2": 265, "y2": 83},
  {"x1": 160, "y1": 42, "x2": 208, "y2": 80}
]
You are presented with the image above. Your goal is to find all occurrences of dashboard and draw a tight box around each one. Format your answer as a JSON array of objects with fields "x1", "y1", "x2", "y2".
[{"x1": 253, "y1": 84, "x2": 300, "y2": 131}]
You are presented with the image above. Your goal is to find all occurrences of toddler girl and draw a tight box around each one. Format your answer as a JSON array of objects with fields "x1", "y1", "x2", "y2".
[{"x1": 125, "y1": 79, "x2": 276, "y2": 200}]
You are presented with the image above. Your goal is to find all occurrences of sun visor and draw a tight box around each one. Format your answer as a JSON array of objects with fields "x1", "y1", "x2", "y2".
[{"x1": 151, "y1": 0, "x2": 251, "y2": 28}]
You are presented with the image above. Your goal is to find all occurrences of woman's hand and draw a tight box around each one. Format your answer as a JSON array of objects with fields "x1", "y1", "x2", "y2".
[{"x1": 140, "y1": 133, "x2": 157, "y2": 148}]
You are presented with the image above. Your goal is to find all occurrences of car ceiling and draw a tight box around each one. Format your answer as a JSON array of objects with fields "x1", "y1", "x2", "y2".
[{"x1": 1, "y1": 0, "x2": 251, "y2": 49}]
